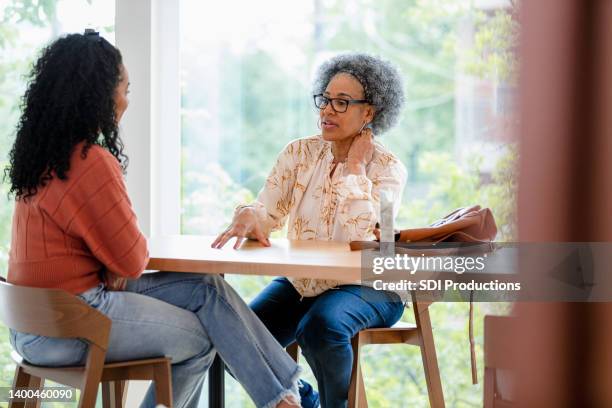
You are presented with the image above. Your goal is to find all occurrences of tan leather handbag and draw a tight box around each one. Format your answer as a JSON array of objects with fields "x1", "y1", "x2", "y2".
[
  {"x1": 350, "y1": 205, "x2": 498, "y2": 250},
  {"x1": 396, "y1": 205, "x2": 497, "y2": 243}
]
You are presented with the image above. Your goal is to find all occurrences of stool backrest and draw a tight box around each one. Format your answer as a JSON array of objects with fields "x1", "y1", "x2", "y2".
[
  {"x1": 484, "y1": 315, "x2": 516, "y2": 370},
  {"x1": 0, "y1": 281, "x2": 111, "y2": 350}
]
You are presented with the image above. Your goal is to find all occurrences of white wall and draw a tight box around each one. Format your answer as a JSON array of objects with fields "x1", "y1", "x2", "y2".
[
  {"x1": 150, "y1": 0, "x2": 181, "y2": 237},
  {"x1": 115, "y1": 0, "x2": 181, "y2": 238},
  {"x1": 115, "y1": 0, "x2": 153, "y2": 236}
]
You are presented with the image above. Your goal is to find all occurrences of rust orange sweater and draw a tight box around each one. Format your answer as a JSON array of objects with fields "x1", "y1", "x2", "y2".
[{"x1": 7, "y1": 143, "x2": 149, "y2": 294}]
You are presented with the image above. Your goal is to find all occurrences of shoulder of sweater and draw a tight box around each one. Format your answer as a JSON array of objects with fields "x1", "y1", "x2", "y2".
[
  {"x1": 63, "y1": 144, "x2": 123, "y2": 183},
  {"x1": 38, "y1": 144, "x2": 123, "y2": 210},
  {"x1": 80, "y1": 144, "x2": 122, "y2": 171}
]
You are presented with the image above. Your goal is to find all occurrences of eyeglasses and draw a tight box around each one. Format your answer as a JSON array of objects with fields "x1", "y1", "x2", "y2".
[{"x1": 313, "y1": 94, "x2": 369, "y2": 113}]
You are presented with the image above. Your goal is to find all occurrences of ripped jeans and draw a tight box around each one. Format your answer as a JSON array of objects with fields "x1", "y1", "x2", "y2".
[{"x1": 10, "y1": 272, "x2": 301, "y2": 408}]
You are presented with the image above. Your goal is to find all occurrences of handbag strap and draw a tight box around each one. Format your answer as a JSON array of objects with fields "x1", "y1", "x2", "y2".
[{"x1": 469, "y1": 290, "x2": 478, "y2": 384}]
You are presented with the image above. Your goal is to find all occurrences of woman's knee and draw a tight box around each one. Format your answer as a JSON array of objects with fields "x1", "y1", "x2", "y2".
[
  {"x1": 161, "y1": 271, "x2": 225, "y2": 286},
  {"x1": 295, "y1": 312, "x2": 350, "y2": 352},
  {"x1": 13, "y1": 334, "x2": 88, "y2": 367},
  {"x1": 199, "y1": 273, "x2": 225, "y2": 287}
]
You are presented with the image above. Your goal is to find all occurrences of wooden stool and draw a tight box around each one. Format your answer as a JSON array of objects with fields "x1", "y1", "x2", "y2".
[
  {"x1": 286, "y1": 299, "x2": 445, "y2": 408},
  {"x1": 483, "y1": 315, "x2": 515, "y2": 408},
  {"x1": 0, "y1": 280, "x2": 173, "y2": 408}
]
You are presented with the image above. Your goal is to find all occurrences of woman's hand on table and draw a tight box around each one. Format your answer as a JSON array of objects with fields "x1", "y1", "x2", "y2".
[
  {"x1": 347, "y1": 127, "x2": 374, "y2": 175},
  {"x1": 211, "y1": 206, "x2": 271, "y2": 249}
]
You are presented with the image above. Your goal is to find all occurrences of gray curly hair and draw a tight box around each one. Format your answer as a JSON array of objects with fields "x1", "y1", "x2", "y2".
[{"x1": 313, "y1": 53, "x2": 405, "y2": 134}]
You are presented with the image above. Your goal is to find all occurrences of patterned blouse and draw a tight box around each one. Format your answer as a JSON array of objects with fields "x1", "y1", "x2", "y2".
[{"x1": 247, "y1": 135, "x2": 407, "y2": 297}]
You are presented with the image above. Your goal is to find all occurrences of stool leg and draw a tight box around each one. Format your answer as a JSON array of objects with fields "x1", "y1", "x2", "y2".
[
  {"x1": 358, "y1": 369, "x2": 368, "y2": 408},
  {"x1": 153, "y1": 361, "x2": 173, "y2": 408},
  {"x1": 119, "y1": 381, "x2": 129, "y2": 407},
  {"x1": 102, "y1": 381, "x2": 128, "y2": 408},
  {"x1": 415, "y1": 302, "x2": 445, "y2": 408},
  {"x1": 78, "y1": 345, "x2": 105, "y2": 408},
  {"x1": 348, "y1": 335, "x2": 368, "y2": 408},
  {"x1": 25, "y1": 376, "x2": 43, "y2": 408},
  {"x1": 9, "y1": 365, "x2": 31, "y2": 408},
  {"x1": 102, "y1": 382, "x2": 111, "y2": 408}
]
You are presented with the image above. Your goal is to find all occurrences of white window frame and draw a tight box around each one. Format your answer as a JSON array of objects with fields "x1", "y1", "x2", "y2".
[{"x1": 115, "y1": 0, "x2": 181, "y2": 238}]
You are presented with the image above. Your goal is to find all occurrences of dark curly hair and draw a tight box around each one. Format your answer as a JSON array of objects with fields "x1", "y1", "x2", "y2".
[
  {"x1": 313, "y1": 53, "x2": 405, "y2": 134},
  {"x1": 5, "y1": 31, "x2": 128, "y2": 200}
]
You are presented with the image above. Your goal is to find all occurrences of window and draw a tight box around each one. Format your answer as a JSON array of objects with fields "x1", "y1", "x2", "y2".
[
  {"x1": 179, "y1": 0, "x2": 517, "y2": 239},
  {"x1": 179, "y1": 0, "x2": 517, "y2": 406}
]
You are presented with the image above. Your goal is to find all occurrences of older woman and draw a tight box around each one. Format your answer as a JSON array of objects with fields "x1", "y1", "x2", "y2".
[
  {"x1": 6, "y1": 32, "x2": 301, "y2": 408},
  {"x1": 213, "y1": 53, "x2": 407, "y2": 408}
]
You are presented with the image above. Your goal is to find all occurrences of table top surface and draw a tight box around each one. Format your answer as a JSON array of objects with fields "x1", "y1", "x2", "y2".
[
  {"x1": 147, "y1": 235, "x2": 518, "y2": 282},
  {"x1": 147, "y1": 235, "x2": 363, "y2": 281}
]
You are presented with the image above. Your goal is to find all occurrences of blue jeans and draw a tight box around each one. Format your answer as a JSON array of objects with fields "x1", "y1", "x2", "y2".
[
  {"x1": 250, "y1": 278, "x2": 404, "y2": 408},
  {"x1": 10, "y1": 272, "x2": 301, "y2": 408}
]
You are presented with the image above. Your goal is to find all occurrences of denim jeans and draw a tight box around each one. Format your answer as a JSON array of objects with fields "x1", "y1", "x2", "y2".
[
  {"x1": 9, "y1": 272, "x2": 301, "y2": 408},
  {"x1": 250, "y1": 277, "x2": 404, "y2": 408}
]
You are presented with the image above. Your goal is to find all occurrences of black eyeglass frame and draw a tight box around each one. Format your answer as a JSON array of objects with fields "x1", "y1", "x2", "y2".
[{"x1": 313, "y1": 94, "x2": 370, "y2": 113}]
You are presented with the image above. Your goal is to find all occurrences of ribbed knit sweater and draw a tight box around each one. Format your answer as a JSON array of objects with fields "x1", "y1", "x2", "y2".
[{"x1": 7, "y1": 143, "x2": 149, "y2": 294}]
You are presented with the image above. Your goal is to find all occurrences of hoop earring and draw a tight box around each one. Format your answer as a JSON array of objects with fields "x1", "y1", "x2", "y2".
[
  {"x1": 317, "y1": 118, "x2": 322, "y2": 130},
  {"x1": 359, "y1": 122, "x2": 369, "y2": 133}
]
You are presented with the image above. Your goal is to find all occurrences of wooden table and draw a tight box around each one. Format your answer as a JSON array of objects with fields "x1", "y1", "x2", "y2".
[
  {"x1": 147, "y1": 235, "x2": 443, "y2": 408},
  {"x1": 147, "y1": 234, "x2": 362, "y2": 281},
  {"x1": 148, "y1": 235, "x2": 366, "y2": 408}
]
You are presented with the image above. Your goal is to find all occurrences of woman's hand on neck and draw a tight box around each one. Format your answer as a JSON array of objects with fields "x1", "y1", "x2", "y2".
[{"x1": 345, "y1": 128, "x2": 374, "y2": 175}]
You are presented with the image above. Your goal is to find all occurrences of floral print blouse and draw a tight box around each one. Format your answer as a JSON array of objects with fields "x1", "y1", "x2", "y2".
[{"x1": 248, "y1": 135, "x2": 407, "y2": 297}]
